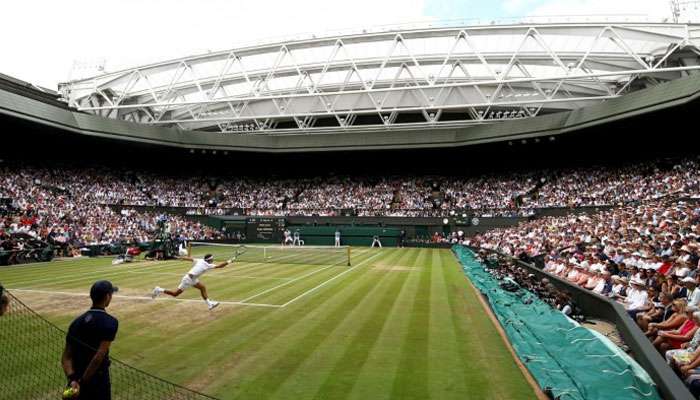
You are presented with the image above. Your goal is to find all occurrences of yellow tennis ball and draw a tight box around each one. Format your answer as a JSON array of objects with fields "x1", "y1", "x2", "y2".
[{"x1": 62, "y1": 388, "x2": 77, "y2": 399}]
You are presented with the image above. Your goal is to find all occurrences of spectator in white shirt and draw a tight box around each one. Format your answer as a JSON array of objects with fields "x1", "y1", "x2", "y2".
[
  {"x1": 626, "y1": 279, "x2": 649, "y2": 319},
  {"x1": 684, "y1": 277, "x2": 700, "y2": 308}
]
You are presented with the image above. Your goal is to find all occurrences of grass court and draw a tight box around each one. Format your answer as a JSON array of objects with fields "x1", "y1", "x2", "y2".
[{"x1": 0, "y1": 246, "x2": 533, "y2": 399}]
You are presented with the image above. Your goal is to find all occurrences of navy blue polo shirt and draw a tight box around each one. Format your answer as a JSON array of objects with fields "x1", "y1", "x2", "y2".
[{"x1": 66, "y1": 308, "x2": 119, "y2": 375}]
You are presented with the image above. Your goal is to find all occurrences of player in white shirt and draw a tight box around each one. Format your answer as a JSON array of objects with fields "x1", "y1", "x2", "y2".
[
  {"x1": 151, "y1": 254, "x2": 233, "y2": 310},
  {"x1": 293, "y1": 230, "x2": 301, "y2": 246},
  {"x1": 283, "y1": 229, "x2": 293, "y2": 246},
  {"x1": 334, "y1": 230, "x2": 341, "y2": 247}
]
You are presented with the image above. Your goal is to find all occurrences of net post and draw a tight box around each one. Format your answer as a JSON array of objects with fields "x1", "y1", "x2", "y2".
[
  {"x1": 187, "y1": 241, "x2": 192, "y2": 257},
  {"x1": 347, "y1": 246, "x2": 351, "y2": 267}
]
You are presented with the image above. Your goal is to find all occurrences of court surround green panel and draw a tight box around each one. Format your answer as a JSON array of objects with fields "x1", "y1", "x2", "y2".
[
  {"x1": 290, "y1": 226, "x2": 400, "y2": 246},
  {"x1": 453, "y1": 246, "x2": 662, "y2": 400}
]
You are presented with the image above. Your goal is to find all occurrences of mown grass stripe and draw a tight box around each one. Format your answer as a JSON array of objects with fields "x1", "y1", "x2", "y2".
[
  {"x1": 128, "y1": 249, "x2": 381, "y2": 386},
  {"x1": 305, "y1": 249, "x2": 416, "y2": 400},
  {"x1": 240, "y1": 250, "x2": 407, "y2": 399},
  {"x1": 199, "y1": 250, "x2": 396, "y2": 396},
  {"x1": 344, "y1": 248, "x2": 427, "y2": 400},
  {"x1": 425, "y1": 249, "x2": 468, "y2": 398},
  {"x1": 441, "y1": 250, "x2": 534, "y2": 399},
  {"x1": 389, "y1": 249, "x2": 432, "y2": 400},
  {"x1": 229, "y1": 250, "x2": 379, "y2": 305}
]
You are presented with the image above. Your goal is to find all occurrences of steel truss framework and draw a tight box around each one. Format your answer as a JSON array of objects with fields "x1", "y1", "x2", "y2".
[{"x1": 60, "y1": 22, "x2": 700, "y2": 134}]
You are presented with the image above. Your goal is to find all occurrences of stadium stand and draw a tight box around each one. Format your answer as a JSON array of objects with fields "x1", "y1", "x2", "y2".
[
  {"x1": 1, "y1": 156, "x2": 699, "y2": 265},
  {"x1": 1, "y1": 156, "x2": 698, "y2": 216},
  {"x1": 468, "y1": 198, "x2": 700, "y2": 394}
]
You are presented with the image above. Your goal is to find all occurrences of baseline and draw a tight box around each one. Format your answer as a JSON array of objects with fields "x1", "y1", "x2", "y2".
[{"x1": 8, "y1": 288, "x2": 283, "y2": 308}]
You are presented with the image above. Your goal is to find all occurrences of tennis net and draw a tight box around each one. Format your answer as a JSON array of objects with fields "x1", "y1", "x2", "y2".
[{"x1": 188, "y1": 242, "x2": 351, "y2": 266}]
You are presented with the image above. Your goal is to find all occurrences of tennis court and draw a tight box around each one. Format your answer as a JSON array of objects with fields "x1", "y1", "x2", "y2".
[{"x1": 0, "y1": 247, "x2": 534, "y2": 400}]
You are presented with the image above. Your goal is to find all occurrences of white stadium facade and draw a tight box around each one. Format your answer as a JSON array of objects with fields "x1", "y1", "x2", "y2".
[{"x1": 59, "y1": 17, "x2": 700, "y2": 136}]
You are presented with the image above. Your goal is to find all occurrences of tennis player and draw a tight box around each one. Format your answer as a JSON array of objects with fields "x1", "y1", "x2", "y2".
[
  {"x1": 283, "y1": 229, "x2": 293, "y2": 246},
  {"x1": 293, "y1": 229, "x2": 301, "y2": 246},
  {"x1": 334, "y1": 229, "x2": 341, "y2": 247},
  {"x1": 151, "y1": 254, "x2": 233, "y2": 310}
]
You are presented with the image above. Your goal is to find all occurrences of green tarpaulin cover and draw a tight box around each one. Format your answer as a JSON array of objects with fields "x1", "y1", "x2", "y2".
[{"x1": 453, "y1": 246, "x2": 661, "y2": 400}]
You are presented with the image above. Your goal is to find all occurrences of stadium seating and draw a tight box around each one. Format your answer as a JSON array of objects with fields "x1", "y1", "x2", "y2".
[
  {"x1": 1, "y1": 156, "x2": 699, "y2": 264},
  {"x1": 469, "y1": 197, "x2": 700, "y2": 394}
]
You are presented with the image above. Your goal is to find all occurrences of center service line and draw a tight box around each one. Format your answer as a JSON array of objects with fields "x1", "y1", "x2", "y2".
[
  {"x1": 238, "y1": 248, "x2": 372, "y2": 303},
  {"x1": 280, "y1": 250, "x2": 385, "y2": 307},
  {"x1": 239, "y1": 263, "x2": 342, "y2": 303}
]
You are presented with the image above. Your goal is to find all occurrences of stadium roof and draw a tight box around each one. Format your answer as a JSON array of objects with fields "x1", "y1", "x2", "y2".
[{"x1": 56, "y1": 18, "x2": 700, "y2": 134}]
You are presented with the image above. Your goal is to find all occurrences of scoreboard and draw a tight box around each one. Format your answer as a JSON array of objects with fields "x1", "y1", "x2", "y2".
[{"x1": 246, "y1": 217, "x2": 286, "y2": 242}]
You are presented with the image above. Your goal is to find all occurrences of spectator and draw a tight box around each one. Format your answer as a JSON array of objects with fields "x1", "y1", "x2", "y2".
[
  {"x1": 647, "y1": 300, "x2": 689, "y2": 340},
  {"x1": 638, "y1": 292, "x2": 673, "y2": 332},
  {"x1": 62, "y1": 281, "x2": 119, "y2": 400},
  {"x1": 654, "y1": 305, "x2": 699, "y2": 354},
  {"x1": 666, "y1": 311, "x2": 700, "y2": 368},
  {"x1": 625, "y1": 279, "x2": 649, "y2": 319},
  {"x1": 685, "y1": 277, "x2": 700, "y2": 308}
]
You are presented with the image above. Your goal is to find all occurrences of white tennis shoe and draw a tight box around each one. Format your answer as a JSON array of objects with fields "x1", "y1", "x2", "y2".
[
  {"x1": 151, "y1": 287, "x2": 163, "y2": 299},
  {"x1": 208, "y1": 301, "x2": 220, "y2": 310}
]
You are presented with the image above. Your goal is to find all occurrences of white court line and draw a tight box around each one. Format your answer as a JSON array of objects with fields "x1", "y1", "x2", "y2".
[
  {"x1": 4, "y1": 260, "x2": 186, "y2": 287},
  {"x1": 280, "y1": 251, "x2": 385, "y2": 307},
  {"x1": 127, "y1": 270, "x2": 292, "y2": 281},
  {"x1": 216, "y1": 259, "x2": 312, "y2": 276},
  {"x1": 241, "y1": 248, "x2": 379, "y2": 301},
  {"x1": 192, "y1": 245, "x2": 304, "y2": 265},
  {"x1": 0, "y1": 255, "x2": 114, "y2": 271},
  {"x1": 4, "y1": 257, "x2": 270, "y2": 288},
  {"x1": 237, "y1": 248, "x2": 371, "y2": 303},
  {"x1": 3, "y1": 256, "x2": 270, "y2": 287},
  {"x1": 8, "y1": 288, "x2": 283, "y2": 308},
  {"x1": 239, "y1": 263, "x2": 341, "y2": 302},
  {"x1": 6, "y1": 248, "x2": 371, "y2": 302}
]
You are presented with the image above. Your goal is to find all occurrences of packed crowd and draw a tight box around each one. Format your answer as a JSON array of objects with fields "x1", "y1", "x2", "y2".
[
  {"x1": 441, "y1": 172, "x2": 540, "y2": 210},
  {"x1": 469, "y1": 199, "x2": 700, "y2": 392},
  {"x1": 530, "y1": 159, "x2": 700, "y2": 208},
  {"x1": 1, "y1": 206, "x2": 220, "y2": 258},
  {"x1": 1, "y1": 157, "x2": 698, "y2": 219},
  {"x1": 0, "y1": 165, "x2": 222, "y2": 259}
]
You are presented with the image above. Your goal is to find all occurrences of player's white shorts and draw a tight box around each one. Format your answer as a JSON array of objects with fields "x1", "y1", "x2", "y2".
[{"x1": 178, "y1": 274, "x2": 200, "y2": 290}]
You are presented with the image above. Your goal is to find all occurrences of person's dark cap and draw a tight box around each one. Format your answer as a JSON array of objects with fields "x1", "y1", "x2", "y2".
[{"x1": 90, "y1": 280, "x2": 118, "y2": 301}]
